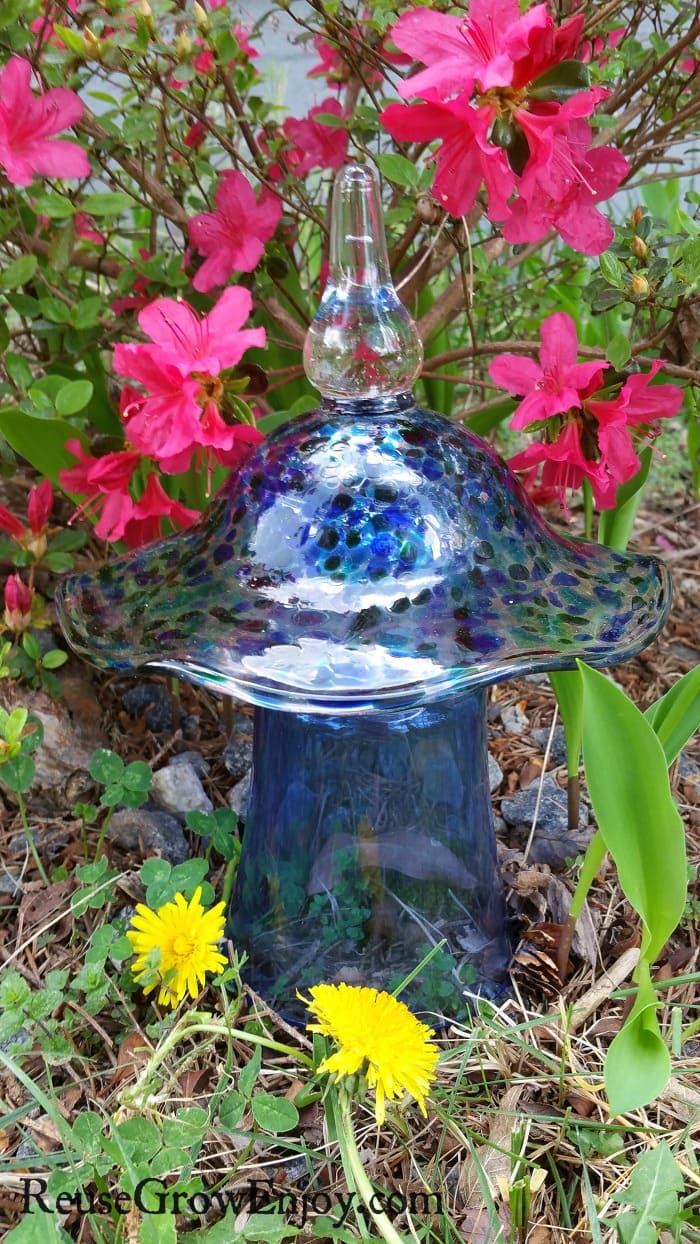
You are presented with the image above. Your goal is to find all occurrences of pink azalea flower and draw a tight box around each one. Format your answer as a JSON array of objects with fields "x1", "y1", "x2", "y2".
[
  {"x1": 112, "y1": 287, "x2": 266, "y2": 471},
  {"x1": 189, "y1": 170, "x2": 282, "y2": 293},
  {"x1": 491, "y1": 313, "x2": 683, "y2": 510},
  {"x1": 279, "y1": 99, "x2": 349, "y2": 179},
  {"x1": 392, "y1": 1, "x2": 584, "y2": 100},
  {"x1": 184, "y1": 120, "x2": 208, "y2": 149},
  {"x1": 75, "y1": 213, "x2": 107, "y2": 246},
  {"x1": 3, "y1": 574, "x2": 34, "y2": 634},
  {"x1": 120, "y1": 474, "x2": 199, "y2": 549},
  {"x1": 504, "y1": 101, "x2": 628, "y2": 254},
  {"x1": 0, "y1": 478, "x2": 53, "y2": 560},
  {"x1": 381, "y1": 90, "x2": 515, "y2": 219},
  {"x1": 0, "y1": 57, "x2": 89, "y2": 187}
]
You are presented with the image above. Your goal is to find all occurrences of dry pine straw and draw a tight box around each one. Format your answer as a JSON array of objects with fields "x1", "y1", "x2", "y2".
[{"x1": 0, "y1": 490, "x2": 698, "y2": 1242}]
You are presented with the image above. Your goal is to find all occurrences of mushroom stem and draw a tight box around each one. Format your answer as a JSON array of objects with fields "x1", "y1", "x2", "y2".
[{"x1": 228, "y1": 692, "x2": 511, "y2": 1020}]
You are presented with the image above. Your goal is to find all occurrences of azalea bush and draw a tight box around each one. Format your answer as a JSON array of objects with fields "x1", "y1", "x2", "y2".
[{"x1": 0, "y1": 3, "x2": 700, "y2": 1230}]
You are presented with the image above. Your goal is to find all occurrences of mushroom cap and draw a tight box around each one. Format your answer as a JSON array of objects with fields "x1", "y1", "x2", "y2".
[{"x1": 56, "y1": 395, "x2": 671, "y2": 713}]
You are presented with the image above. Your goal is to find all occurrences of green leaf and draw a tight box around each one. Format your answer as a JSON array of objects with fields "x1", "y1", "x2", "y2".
[
  {"x1": 599, "y1": 251, "x2": 626, "y2": 288},
  {"x1": 238, "y1": 1043, "x2": 262, "y2": 1100},
  {"x1": 604, "y1": 960, "x2": 670, "y2": 1115},
  {"x1": 0, "y1": 753, "x2": 35, "y2": 792},
  {"x1": 0, "y1": 254, "x2": 38, "y2": 289},
  {"x1": 598, "y1": 447, "x2": 652, "y2": 551},
  {"x1": 528, "y1": 59, "x2": 591, "y2": 101},
  {"x1": 244, "y1": 1214, "x2": 300, "y2": 1243},
  {"x1": 644, "y1": 666, "x2": 700, "y2": 765},
  {"x1": 251, "y1": 1092, "x2": 299, "y2": 1133},
  {"x1": 606, "y1": 333, "x2": 631, "y2": 370},
  {"x1": 72, "y1": 296, "x2": 104, "y2": 331},
  {"x1": 610, "y1": 1140, "x2": 683, "y2": 1231},
  {"x1": 49, "y1": 220, "x2": 76, "y2": 275},
  {"x1": 578, "y1": 662, "x2": 686, "y2": 963},
  {"x1": 43, "y1": 552, "x2": 75, "y2": 573},
  {"x1": 375, "y1": 153, "x2": 419, "y2": 188},
  {"x1": 0, "y1": 408, "x2": 88, "y2": 486},
  {"x1": 85, "y1": 191, "x2": 134, "y2": 217},
  {"x1": 4, "y1": 1214, "x2": 73, "y2": 1243},
  {"x1": 217, "y1": 1090, "x2": 246, "y2": 1131},
  {"x1": 22, "y1": 631, "x2": 41, "y2": 661},
  {"x1": 89, "y1": 748, "x2": 125, "y2": 785},
  {"x1": 549, "y1": 668, "x2": 583, "y2": 776},
  {"x1": 52, "y1": 24, "x2": 87, "y2": 53},
  {"x1": 0, "y1": 315, "x2": 10, "y2": 353},
  {"x1": 41, "y1": 649, "x2": 68, "y2": 670},
  {"x1": 465, "y1": 398, "x2": 516, "y2": 437},
  {"x1": 54, "y1": 379, "x2": 94, "y2": 416},
  {"x1": 4, "y1": 707, "x2": 28, "y2": 746},
  {"x1": 122, "y1": 760, "x2": 152, "y2": 792}
]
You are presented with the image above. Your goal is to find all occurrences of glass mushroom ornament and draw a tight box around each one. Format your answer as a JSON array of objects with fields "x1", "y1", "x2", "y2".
[{"x1": 57, "y1": 165, "x2": 671, "y2": 1021}]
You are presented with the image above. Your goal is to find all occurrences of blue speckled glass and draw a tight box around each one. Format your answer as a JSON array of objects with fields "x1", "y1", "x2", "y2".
[{"x1": 56, "y1": 165, "x2": 672, "y2": 1020}]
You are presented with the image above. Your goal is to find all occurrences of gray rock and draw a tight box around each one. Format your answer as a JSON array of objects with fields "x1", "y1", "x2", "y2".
[
  {"x1": 8, "y1": 824, "x2": 70, "y2": 859},
  {"x1": 501, "y1": 704, "x2": 530, "y2": 735},
  {"x1": 530, "y1": 724, "x2": 568, "y2": 768},
  {"x1": 493, "y1": 815, "x2": 508, "y2": 836},
  {"x1": 122, "y1": 682, "x2": 173, "y2": 733},
  {"x1": 169, "y1": 750, "x2": 210, "y2": 777},
  {"x1": 107, "y1": 806, "x2": 189, "y2": 865},
  {"x1": 222, "y1": 736, "x2": 254, "y2": 780},
  {"x1": 227, "y1": 770, "x2": 252, "y2": 820},
  {"x1": 501, "y1": 774, "x2": 588, "y2": 832},
  {"x1": 150, "y1": 762, "x2": 212, "y2": 819},
  {"x1": 488, "y1": 753, "x2": 503, "y2": 793},
  {"x1": 0, "y1": 1027, "x2": 31, "y2": 1053},
  {"x1": 0, "y1": 872, "x2": 22, "y2": 896}
]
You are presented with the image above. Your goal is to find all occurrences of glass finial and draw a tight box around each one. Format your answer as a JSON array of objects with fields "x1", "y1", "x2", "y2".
[{"x1": 303, "y1": 163, "x2": 423, "y2": 400}]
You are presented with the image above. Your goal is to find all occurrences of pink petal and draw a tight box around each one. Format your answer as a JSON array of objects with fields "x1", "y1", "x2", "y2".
[
  {"x1": 489, "y1": 353, "x2": 542, "y2": 395},
  {"x1": 23, "y1": 137, "x2": 89, "y2": 180},
  {"x1": 137, "y1": 298, "x2": 201, "y2": 357},
  {"x1": 539, "y1": 312, "x2": 580, "y2": 374}
]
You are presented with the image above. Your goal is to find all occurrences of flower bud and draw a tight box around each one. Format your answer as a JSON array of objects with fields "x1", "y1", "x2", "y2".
[
  {"x1": 3, "y1": 575, "x2": 33, "y2": 634},
  {"x1": 193, "y1": 2, "x2": 210, "y2": 32},
  {"x1": 630, "y1": 206, "x2": 644, "y2": 227},
  {"x1": 176, "y1": 29, "x2": 193, "y2": 59},
  {"x1": 631, "y1": 234, "x2": 649, "y2": 261},
  {"x1": 82, "y1": 27, "x2": 103, "y2": 60},
  {"x1": 630, "y1": 274, "x2": 650, "y2": 299},
  {"x1": 138, "y1": 0, "x2": 156, "y2": 35}
]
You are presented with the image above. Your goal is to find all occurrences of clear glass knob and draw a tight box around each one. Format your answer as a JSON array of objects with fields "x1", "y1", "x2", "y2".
[{"x1": 303, "y1": 163, "x2": 423, "y2": 400}]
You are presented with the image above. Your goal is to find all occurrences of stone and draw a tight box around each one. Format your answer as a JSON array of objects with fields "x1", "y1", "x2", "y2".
[
  {"x1": 501, "y1": 774, "x2": 588, "y2": 832},
  {"x1": 0, "y1": 873, "x2": 22, "y2": 896},
  {"x1": 122, "y1": 682, "x2": 173, "y2": 733},
  {"x1": 227, "y1": 770, "x2": 252, "y2": 820},
  {"x1": 501, "y1": 704, "x2": 530, "y2": 735},
  {"x1": 488, "y1": 753, "x2": 503, "y2": 793},
  {"x1": 530, "y1": 724, "x2": 568, "y2": 768},
  {"x1": 0, "y1": 685, "x2": 105, "y2": 813},
  {"x1": 169, "y1": 750, "x2": 210, "y2": 777},
  {"x1": 679, "y1": 751, "x2": 700, "y2": 796},
  {"x1": 150, "y1": 762, "x2": 213, "y2": 819},
  {"x1": 107, "y1": 806, "x2": 189, "y2": 865},
  {"x1": 222, "y1": 735, "x2": 254, "y2": 780}
]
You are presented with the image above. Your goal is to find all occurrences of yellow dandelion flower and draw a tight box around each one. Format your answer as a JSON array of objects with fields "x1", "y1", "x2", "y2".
[
  {"x1": 303, "y1": 983, "x2": 439, "y2": 1125},
  {"x1": 126, "y1": 886, "x2": 227, "y2": 1008}
]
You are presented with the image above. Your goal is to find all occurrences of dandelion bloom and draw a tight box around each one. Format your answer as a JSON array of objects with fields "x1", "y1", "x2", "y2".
[
  {"x1": 0, "y1": 56, "x2": 89, "y2": 186},
  {"x1": 304, "y1": 983, "x2": 439, "y2": 1125},
  {"x1": 127, "y1": 887, "x2": 228, "y2": 1008}
]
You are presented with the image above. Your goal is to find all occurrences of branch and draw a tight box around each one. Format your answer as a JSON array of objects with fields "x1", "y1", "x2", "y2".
[{"x1": 78, "y1": 110, "x2": 190, "y2": 233}]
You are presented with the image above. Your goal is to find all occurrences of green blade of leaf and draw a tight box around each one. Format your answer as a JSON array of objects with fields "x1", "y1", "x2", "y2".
[
  {"x1": 598, "y1": 448, "x2": 652, "y2": 551},
  {"x1": 577, "y1": 661, "x2": 686, "y2": 962},
  {"x1": 549, "y1": 668, "x2": 583, "y2": 776},
  {"x1": 644, "y1": 666, "x2": 700, "y2": 766},
  {"x1": 604, "y1": 961, "x2": 670, "y2": 1116}
]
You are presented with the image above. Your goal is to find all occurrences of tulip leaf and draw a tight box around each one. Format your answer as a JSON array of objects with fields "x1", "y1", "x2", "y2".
[
  {"x1": 598, "y1": 448, "x2": 652, "y2": 551},
  {"x1": 577, "y1": 662, "x2": 686, "y2": 963},
  {"x1": 605, "y1": 961, "x2": 670, "y2": 1116},
  {"x1": 644, "y1": 666, "x2": 700, "y2": 766},
  {"x1": 549, "y1": 668, "x2": 583, "y2": 776}
]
